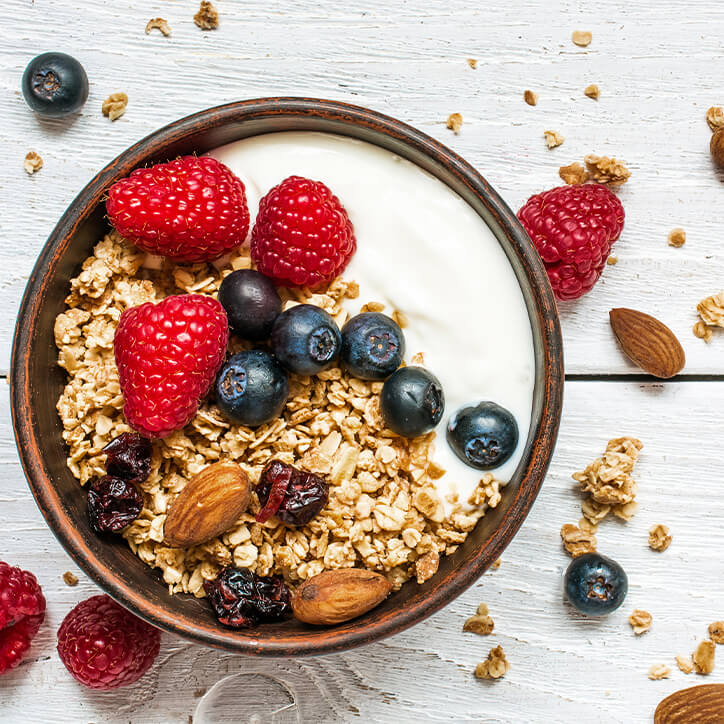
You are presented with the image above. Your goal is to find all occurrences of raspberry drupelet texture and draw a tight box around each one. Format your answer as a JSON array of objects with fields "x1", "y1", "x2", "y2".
[
  {"x1": 106, "y1": 155, "x2": 250, "y2": 263},
  {"x1": 517, "y1": 184, "x2": 625, "y2": 301},
  {"x1": 0, "y1": 562, "x2": 46, "y2": 675},
  {"x1": 251, "y1": 175, "x2": 356, "y2": 287},
  {"x1": 114, "y1": 293, "x2": 229, "y2": 438},
  {"x1": 57, "y1": 595, "x2": 160, "y2": 689}
]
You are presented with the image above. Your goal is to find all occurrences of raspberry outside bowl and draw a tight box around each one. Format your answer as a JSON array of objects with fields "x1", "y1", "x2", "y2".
[{"x1": 10, "y1": 98, "x2": 563, "y2": 656}]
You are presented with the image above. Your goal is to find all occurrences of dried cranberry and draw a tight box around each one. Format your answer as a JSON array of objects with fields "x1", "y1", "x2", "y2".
[
  {"x1": 102, "y1": 433, "x2": 152, "y2": 485},
  {"x1": 87, "y1": 476, "x2": 143, "y2": 534},
  {"x1": 203, "y1": 567, "x2": 291, "y2": 629},
  {"x1": 255, "y1": 460, "x2": 328, "y2": 527}
]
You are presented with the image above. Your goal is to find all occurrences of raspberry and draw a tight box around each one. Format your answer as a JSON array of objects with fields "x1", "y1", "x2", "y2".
[
  {"x1": 114, "y1": 293, "x2": 229, "y2": 438},
  {"x1": 0, "y1": 562, "x2": 46, "y2": 675},
  {"x1": 517, "y1": 184, "x2": 625, "y2": 301},
  {"x1": 250, "y1": 175, "x2": 356, "y2": 287},
  {"x1": 106, "y1": 155, "x2": 250, "y2": 263},
  {"x1": 57, "y1": 595, "x2": 160, "y2": 689}
]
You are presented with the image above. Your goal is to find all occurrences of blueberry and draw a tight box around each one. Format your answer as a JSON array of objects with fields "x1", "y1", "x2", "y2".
[
  {"x1": 218, "y1": 270, "x2": 282, "y2": 341},
  {"x1": 564, "y1": 552, "x2": 628, "y2": 616},
  {"x1": 446, "y1": 401, "x2": 519, "y2": 470},
  {"x1": 215, "y1": 350, "x2": 288, "y2": 427},
  {"x1": 22, "y1": 52, "x2": 89, "y2": 117},
  {"x1": 271, "y1": 304, "x2": 341, "y2": 375},
  {"x1": 340, "y1": 312, "x2": 405, "y2": 380},
  {"x1": 380, "y1": 367, "x2": 444, "y2": 437}
]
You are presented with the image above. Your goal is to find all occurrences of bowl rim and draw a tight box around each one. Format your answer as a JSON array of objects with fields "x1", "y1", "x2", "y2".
[{"x1": 10, "y1": 97, "x2": 563, "y2": 656}]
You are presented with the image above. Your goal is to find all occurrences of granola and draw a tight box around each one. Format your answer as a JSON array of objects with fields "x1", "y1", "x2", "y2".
[
  {"x1": 62, "y1": 571, "x2": 79, "y2": 586},
  {"x1": 697, "y1": 292, "x2": 724, "y2": 327},
  {"x1": 446, "y1": 113, "x2": 463, "y2": 134},
  {"x1": 693, "y1": 640, "x2": 716, "y2": 674},
  {"x1": 648, "y1": 524, "x2": 671, "y2": 552},
  {"x1": 708, "y1": 621, "x2": 724, "y2": 644},
  {"x1": 523, "y1": 90, "x2": 538, "y2": 106},
  {"x1": 102, "y1": 93, "x2": 128, "y2": 121},
  {"x1": 544, "y1": 130, "x2": 565, "y2": 149},
  {"x1": 474, "y1": 645, "x2": 509, "y2": 680},
  {"x1": 667, "y1": 228, "x2": 686, "y2": 248},
  {"x1": 693, "y1": 320, "x2": 714, "y2": 343},
  {"x1": 145, "y1": 18, "x2": 171, "y2": 36},
  {"x1": 584, "y1": 155, "x2": 631, "y2": 186},
  {"x1": 24, "y1": 151, "x2": 43, "y2": 175},
  {"x1": 560, "y1": 523, "x2": 596, "y2": 557},
  {"x1": 584, "y1": 84, "x2": 600, "y2": 100},
  {"x1": 676, "y1": 654, "x2": 694, "y2": 674},
  {"x1": 648, "y1": 664, "x2": 671, "y2": 680},
  {"x1": 559, "y1": 162, "x2": 588, "y2": 185},
  {"x1": 571, "y1": 30, "x2": 592, "y2": 47},
  {"x1": 466, "y1": 58, "x2": 478, "y2": 69},
  {"x1": 629, "y1": 609, "x2": 652, "y2": 635},
  {"x1": 194, "y1": 1, "x2": 219, "y2": 30},
  {"x1": 706, "y1": 106, "x2": 724, "y2": 131},
  {"x1": 463, "y1": 603, "x2": 494, "y2": 635}
]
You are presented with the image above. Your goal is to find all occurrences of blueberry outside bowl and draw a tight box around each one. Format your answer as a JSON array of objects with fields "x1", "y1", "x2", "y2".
[{"x1": 10, "y1": 98, "x2": 564, "y2": 656}]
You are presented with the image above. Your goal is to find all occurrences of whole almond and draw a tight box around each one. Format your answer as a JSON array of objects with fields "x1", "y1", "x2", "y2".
[
  {"x1": 609, "y1": 308, "x2": 685, "y2": 378},
  {"x1": 292, "y1": 569, "x2": 392, "y2": 625},
  {"x1": 655, "y1": 684, "x2": 724, "y2": 723},
  {"x1": 164, "y1": 462, "x2": 250, "y2": 548}
]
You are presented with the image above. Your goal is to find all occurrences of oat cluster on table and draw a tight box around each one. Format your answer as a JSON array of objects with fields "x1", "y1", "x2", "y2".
[
  {"x1": 102, "y1": 92, "x2": 128, "y2": 121},
  {"x1": 474, "y1": 645, "x2": 509, "y2": 680},
  {"x1": 648, "y1": 524, "x2": 672, "y2": 552},
  {"x1": 24, "y1": 151, "x2": 43, "y2": 174},
  {"x1": 629, "y1": 609, "x2": 652, "y2": 635},
  {"x1": 446, "y1": 113, "x2": 463, "y2": 134},
  {"x1": 667, "y1": 228, "x2": 686, "y2": 248},
  {"x1": 560, "y1": 523, "x2": 596, "y2": 557},
  {"x1": 145, "y1": 18, "x2": 171, "y2": 36},
  {"x1": 571, "y1": 30, "x2": 592, "y2": 47},
  {"x1": 463, "y1": 603, "x2": 494, "y2": 635},
  {"x1": 584, "y1": 84, "x2": 600, "y2": 100},
  {"x1": 544, "y1": 130, "x2": 564, "y2": 149},
  {"x1": 194, "y1": 1, "x2": 219, "y2": 30},
  {"x1": 647, "y1": 664, "x2": 671, "y2": 680}
]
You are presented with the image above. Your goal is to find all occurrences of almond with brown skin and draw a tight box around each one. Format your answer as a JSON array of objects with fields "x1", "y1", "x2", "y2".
[
  {"x1": 655, "y1": 684, "x2": 724, "y2": 723},
  {"x1": 292, "y1": 569, "x2": 393, "y2": 625},
  {"x1": 164, "y1": 462, "x2": 250, "y2": 548},
  {"x1": 609, "y1": 308, "x2": 685, "y2": 378}
]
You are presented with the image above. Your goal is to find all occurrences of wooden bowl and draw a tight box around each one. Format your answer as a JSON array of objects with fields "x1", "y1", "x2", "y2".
[{"x1": 10, "y1": 98, "x2": 563, "y2": 656}]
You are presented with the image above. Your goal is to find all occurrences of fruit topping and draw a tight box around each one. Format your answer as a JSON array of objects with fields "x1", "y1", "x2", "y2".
[
  {"x1": 87, "y1": 476, "x2": 144, "y2": 534},
  {"x1": 0, "y1": 562, "x2": 46, "y2": 676},
  {"x1": 215, "y1": 350, "x2": 288, "y2": 427},
  {"x1": 106, "y1": 156, "x2": 250, "y2": 263},
  {"x1": 218, "y1": 269, "x2": 282, "y2": 340},
  {"x1": 380, "y1": 366, "x2": 444, "y2": 437},
  {"x1": 203, "y1": 567, "x2": 291, "y2": 629},
  {"x1": 21, "y1": 52, "x2": 89, "y2": 117},
  {"x1": 517, "y1": 184, "x2": 625, "y2": 301},
  {"x1": 564, "y1": 552, "x2": 628, "y2": 616},
  {"x1": 255, "y1": 459, "x2": 329, "y2": 526},
  {"x1": 57, "y1": 594, "x2": 160, "y2": 689},
  {"x1": 114, "y1": 294, "x2": 229, "y2": 438},
  {"x1": 271, "y1": 304, "x2": 342, "y2": 375},
  {"x1": 340, "y1": 312, "x2": 405, "y2": 380},
  {"x1": 447, "y1": 401, "x2": 519, "y2": 470},
  {"x1": 102, "y1": 432, "x2": 152, "y2": 485},
  {"x1": 250, "y1": 175, "x2": 356, "y2": 287}
]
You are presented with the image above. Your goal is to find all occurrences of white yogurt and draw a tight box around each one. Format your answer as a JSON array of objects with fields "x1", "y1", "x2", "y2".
[{"x1": 211, "y1": 132, "x2": 535, "y2": 513}]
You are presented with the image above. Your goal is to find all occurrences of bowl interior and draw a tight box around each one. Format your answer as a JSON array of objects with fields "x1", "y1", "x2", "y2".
[{"x1": 11, "y1": 99, "x2": 562, "y2": 655}]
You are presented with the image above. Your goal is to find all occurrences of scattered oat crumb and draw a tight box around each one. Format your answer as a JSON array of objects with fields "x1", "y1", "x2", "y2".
[
  {"x1": 102, "y1": 92, "x2": 128, "y2": 121},
  {"x1": 578, "y1": 517, "x2": 597, "y2": 533},
  {"x1": 474, "y1": 645, "x2": 510, "y2": 680},
  {"x1": 559, "y1": 162, "x2": 588, "y2": 185},
  {"x1": 648, "y1": 664, "x2": 671, "y2": 680},
  {"x1": 467, "y1": 58, "x2": 478, "y2": 69},
  {"x1": 571, "y1": 30, "x2": 592, "y2": 47},
  {"x1": 706, "y1": 106, "x2": 724, "y2": 131},
  {"x1": 492, "y1": 558, "x2": 502, "y2": 569},
  {"x1": 629, "y1": 609, "x2": 652, "y2": 635},
  {"x1": 463, "y1": 603, "x2": 495, "y2": 635},
  {"x1": 145, "y1": 17, "x2": 171, "y2": 36},
  {"x1": 606, "y1": 255, "x2": 618, "y2": 266},
  {"x1": 523, "y1": 90, "x2": 538, "y2": 106},
  {"x1": 693, "y1": 320, "x2": 714, "y2": 343},
  {"x1": 708, "y1": 622, "x2": 724, "y2": 644},
  {"x1": 693, "y1": 640, "x2": 716, "y2": 674},
  {"x1": 446, "y1": 113, "x2": 463, "y2": 134},
  {"x1": 613, "y1": 500, "x2": 639, "y2": 521},
  {"x1": 584, "y1": 84, "x2": 600, "y2": 100},
  {"x1": 391, "y1": 309, "x2": 409, "y2": 329},
  {"x1": 194, "y1": 0, "x2": 219, "y2": 30},
  {"x1": 667, "y1": 228, "x2": 686, "y2": 248},
  {"x1": 584, "y1": 154, "x2": 631, "y2": 186},
  {"x1": 697, "y1": 291, "x2": 724, "y2": 328},
  {"x1": 648, "y1": 524, "x2": 672, "y2": 552},
  {"x1": 24, "y1": 151, "x2": 43, "y2": 175},
  {"x1": 62, "y1": 571, "x2": 79, "y2": 586},
  {"x1": 560, "y1": 523, "x2": 597, "y2": 557},
  {"x1": 410, "y1": 352, "x2": 425, "y2": 366},
  {"x1": 544, "y1": 130, "x2": 565, "y2": 149},
  {"x1": 360, "y1": 301, "x2": 386, "y2": 313},
  {"x1": 676, "y1": 654, "x2": 694, "y2": 674}
]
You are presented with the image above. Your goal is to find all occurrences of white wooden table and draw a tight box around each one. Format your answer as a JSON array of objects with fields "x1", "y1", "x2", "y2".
[{"x1": 2, "y1": 1, "x2": 724, "y2": 721}]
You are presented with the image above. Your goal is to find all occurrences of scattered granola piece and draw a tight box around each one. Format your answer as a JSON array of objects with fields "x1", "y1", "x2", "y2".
[
  {"x1": 708, "y1": 622, "x2": 724, "y2": 644},
  {"x1": 612, "y1": 500, "x2": 638, "y2": 521},
  {"x1": 706, "y1": 106, "x2": 724, "y2": 131},
  {"x1": 492, "y1": 558, "x2": 502, "y2": 569},
  {"x1": 668, "y1": 228, "x2": 686, "y2": 248},
  {"x1": 559, "y1": 162, "x2": 588, "y2": 185},
  {"x1": 474, "y1": 645, "x2": 510, "y2": 680},
  {"x1": 584, "y1": 154, "x2": 631, "y2": 186},
  {"x1": 62, "y1": 571, "x2": 79, "y2": 586},
  {"x1": 606, "y1": 255, "x2": 618, "y2": 266},
  {"x1": 523, "y1": 90, "x2": 538, "y2": 106},
  {"x1": 693, "y1": 320, "x2": 714, "y2": 342},
  {"x1": 24, "y1": 151, "x2": 43, "y2": 175},
  {"x1": 560, "y1": 523, "x2": 597, "y2": 557},
  {"x1": 467, "y1": 58, "x2": 478, "y2": 69},
  {"x1": 697, "y1": 292, "x2": 724, "y2": 327},
  {"x1": 584, "y1": 84, "x2": 600, "y2": 100},
  {"x1": 463, "y1": 603, "x2": 495, "y2": 635},
  {"x1": 578, "y1": 517, "x2": 597, "y2": 533},
  {"x1": 629, "y1": 609, "x2": 652, "y2": 635},
  {"x1": 676, "y1": 654, "x2": 694, "y2": 674},
  {"x1": 446, "y1": 113, "x2": 463, "y2": 134},
  {"x1": 693, "y1": 640, "x2": 716, "y2": 674},
  {"x1": 391, "y1": 309, "x2": 409, "y2": 329},
  {"x1": 648, "y1": 664, "x2": 671, "y2": 680},
  {"x1": 544, "y1": 130, "x2": 565, "y2": 149},
  {"x1": 571, "y1": 30, "x2": 592, "y2": 47},
  {"x1": 102, "y1": 92, "x2": 128, "y2": 121},
  {"x1": 648, "y1": 524, "x2": 672, "y2": 552},
  {"x1": 145, "y1": 17, "x2": 171, "y2": 36},
  {"x1": 194, "y1": 0, "x2": 219, "y2": 30}
]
